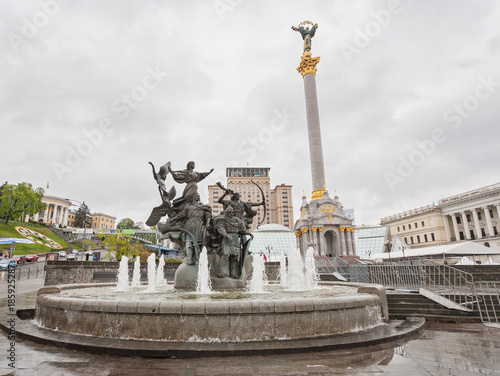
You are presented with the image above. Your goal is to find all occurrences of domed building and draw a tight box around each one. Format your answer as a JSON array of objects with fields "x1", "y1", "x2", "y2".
[{"x1": 249, "y1": 223, "x2": 296, "y2": 261}]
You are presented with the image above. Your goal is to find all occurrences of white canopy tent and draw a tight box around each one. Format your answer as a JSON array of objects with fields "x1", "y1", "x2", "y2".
[{"x1": 371, "y1": 241, "x2": 500, "y2": 262}]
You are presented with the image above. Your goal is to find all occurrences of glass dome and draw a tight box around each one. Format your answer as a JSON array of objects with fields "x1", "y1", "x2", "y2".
[{"x1": 249, "y1": 223, "x2": 296, "y2": 261}]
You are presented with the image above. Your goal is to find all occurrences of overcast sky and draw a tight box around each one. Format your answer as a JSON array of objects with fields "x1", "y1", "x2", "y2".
[{"x1": 1, "y1": 0, "x2": 499, "y2": 227}]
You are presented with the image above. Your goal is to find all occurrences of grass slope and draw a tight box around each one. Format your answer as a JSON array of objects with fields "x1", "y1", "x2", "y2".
[{"x1": 0, "y1": 222, "x2": 72, "y2": 255}]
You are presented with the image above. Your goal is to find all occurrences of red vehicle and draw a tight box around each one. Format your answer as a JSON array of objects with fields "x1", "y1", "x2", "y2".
[
  {"x1": 12, "y1": 255, "x2": 27, "y2": 264},
  {"x1": 25, "y1": 254, "x2": 40, "y2": 262}
]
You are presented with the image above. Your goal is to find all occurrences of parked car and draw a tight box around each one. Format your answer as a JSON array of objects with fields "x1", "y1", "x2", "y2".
[
  {"x1": 0, "y1": 259, "x2": 17, "y2": 270},
  {"x1": 67, "y1": 253, "x2": 78, "y2": 261},
  {"x1": 58, "y1": 251, "x2": 67, "y2": 258},
  {"x1": 12, "y1": 255, "x2": 27, "y2": 264},
  {"x1": 25, "y1": 254, "x2": 40, "y2": 262}
]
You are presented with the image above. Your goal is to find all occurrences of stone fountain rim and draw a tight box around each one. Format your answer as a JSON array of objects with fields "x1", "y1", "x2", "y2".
[{"x1": 36, "y1": 281, "x2": 388, "y2": 320}]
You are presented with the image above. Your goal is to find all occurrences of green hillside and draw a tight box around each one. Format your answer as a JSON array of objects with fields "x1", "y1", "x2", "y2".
[{"x1": 0, "y1": 222, "x2": 72, "y2": 255}]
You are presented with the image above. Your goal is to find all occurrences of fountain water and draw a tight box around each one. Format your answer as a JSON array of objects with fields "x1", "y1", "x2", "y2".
[
  {"x1": 196, "y1": 247, "x2": 212, "y2": 294},
  {"x1": 279, "y1": 250, "x2": 288, "y2": 288},
  {"x1": 249, "y1": 254, "x2": 267, "y2": 293},
  {"x1": 131, "y1": 257, "x2": 141, "y2": 287},
  {"x1": 156, "y1": 255, "x2": 166, "y2": 286},
  {"x1": 116, "y1": 256, "x2": 129, "y2": 291},
  {"x1": 304, "y1": 246, "x2": 319, "y2": 290},
  {"x1": 286, "y1": 242, "x2": 305, "y2": 290},
  {"x1": 146, "y1": 253, "x2": 157, "y2": 293}
]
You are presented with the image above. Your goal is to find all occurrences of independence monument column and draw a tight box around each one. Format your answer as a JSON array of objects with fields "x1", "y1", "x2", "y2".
[
  {"x1": 292, "y1": 21, "x2": 356, "y2": 259},
  {"x1": 292, "y1": 21, "x2": 327, "y2": 200}
]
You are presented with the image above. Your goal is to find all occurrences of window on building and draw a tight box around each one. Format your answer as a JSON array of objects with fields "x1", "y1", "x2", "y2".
[
  {"x1": 431, "y1": 233, "x2": 435, "y2": 241},
  {"x1": 421, "y1": 221, "x2": 425, "y2": 227},
  {"x1": 466, "y1": 214, "x2": 471, "y2": 222},
  {"x1": 409, "y1": 224, "x2": 412, "y2": 229},
  {"x1": 403, "y1": 225, "x2": 405, "y2": 231},
  {"x1": 404, "y1": 237, "x2": 408, "y2": 244},
  {"x1": 415, "y1": 222, "x2": 418, "y2": 228},
  {"x1": 410, "y1": 236, "x2": 414, "y2": 244},
  {"x1": 481, "y1": 228, "x2": 486, "y2": 237},
  {"x1": 456, "y1": 216, "x2": 461, "y2": 224},
  {"x1": 397, "y1": 226, "x2": 400, "y2": 232},
  {"x1": 459, "y1": 231, "x2": 464, "y2": 240},
  {"x1": 494, "y1": 226, "x2": 498, "y2": 236},
  {"x1": 478, "y1": 212, "x2": 482, "y2": 220},
  {"x1": 490, "y1": 209, "x2": 494, "y2": 218},
  {"x1": 417, "y1": 235, "x2": 420, "y2": 243},
  {"x1": 424, "y1": 234, "x2": 428, "y2": 242}
]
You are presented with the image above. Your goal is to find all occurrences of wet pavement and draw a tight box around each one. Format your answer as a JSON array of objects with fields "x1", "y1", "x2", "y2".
[{"x1": 1, "y1": 279, "x2": 500, "y2": 375}]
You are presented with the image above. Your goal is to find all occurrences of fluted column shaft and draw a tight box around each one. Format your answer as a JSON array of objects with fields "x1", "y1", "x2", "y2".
[
  {"x1": 461, "y1": 212, "x2": 471, "y2": 240},
  {"x1": 484, "y1": 206, "x2": 494, "y2": 236},
  {"x1": 303, "y1": 74, "x2": 326, "y2": 192},
  {"x1": 442, "y1": 215, "x2": 451, "y2": 242},
  {"x1": 451, "y1": 214, "x2": 460, "y2": 241},
  {"x1": 472, "y1": 209, "x2": 482, "y2": 239}
]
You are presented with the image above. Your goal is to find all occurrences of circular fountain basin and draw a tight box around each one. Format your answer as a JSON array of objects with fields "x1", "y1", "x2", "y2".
[{"x1": 35, "y1": 282, "x2": 388, "y2": 342}]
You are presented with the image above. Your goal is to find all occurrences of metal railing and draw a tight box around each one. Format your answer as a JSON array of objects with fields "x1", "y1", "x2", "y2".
[
  {"x1": 321, "y1": 259, "x2": 477, "y2": 310},
  {"x1": 0, "y1": 264, "x2": 45, "y2": 281},
  {"x1": 367, "y1": 261, "x2": 424, "y2": 291},
  {"x1": 474, "y1": 281, "x2": 500, "y2": 327},
  {"x1": 421, "y1": 260, "x2": 476, "y2": 308}
]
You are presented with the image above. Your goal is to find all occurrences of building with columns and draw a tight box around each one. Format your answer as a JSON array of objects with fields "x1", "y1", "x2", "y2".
[
  {"x1": 291, "y1": 21, "x2": 356, "y2": 258},
  {"x1": 381, "y1": 182, "x2": 500, "y2": 251},
  {"x1": 295, "y1": 192, "x2": 356, "y2": 257},
  {"x1": 28, "y1": 195, "x2": 72, "y2": 227},
  {"x1": 439, "y1": 183, "x2": 500, "y2": 247}
]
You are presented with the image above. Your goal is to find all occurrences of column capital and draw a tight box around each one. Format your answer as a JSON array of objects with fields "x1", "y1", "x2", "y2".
[
  {"x1": 311, "y1": 227, "x2": 318, "y2": 232},
  {"x1": 339, "y1": 227, "x2": 346, "y2": 232},
  {"x1": 295, "y1": 232, "x2": 301, "y2": 237},
  {"x1": 318, "y1": 226, "x2": 324, "y2": 232},
  {"x1": 301, "y1": 228, "x2": 309, "y2": 234},
  {"x1": 297, "y1": 52, "x2": 321, "y2": 78}
]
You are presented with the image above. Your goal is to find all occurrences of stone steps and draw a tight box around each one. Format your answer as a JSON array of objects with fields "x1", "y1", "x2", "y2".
[{"x1": 386, "y1": 292, "x2": 480, "y2": 323}]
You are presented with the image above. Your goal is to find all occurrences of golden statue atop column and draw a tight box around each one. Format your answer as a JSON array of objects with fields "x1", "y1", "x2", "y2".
[{"x1": 292, "y1": 21, "x2": 321, "y2": 77}]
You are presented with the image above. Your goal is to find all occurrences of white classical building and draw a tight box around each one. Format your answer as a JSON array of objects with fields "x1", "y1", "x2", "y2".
[
  {"x1": 29, "y1": 195, "x2": 72, "y2": 227},
  {"x1": 439, "y1": 183, "x2": 500, "y2": 245},
  {"x1": 381, "y1": 182, "x2": 500, "y2": 251}
]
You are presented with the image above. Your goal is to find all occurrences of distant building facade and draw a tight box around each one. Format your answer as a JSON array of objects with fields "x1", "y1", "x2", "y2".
[
  {"x1": 89, "y1": 213, "x2": 116, "y2": 231},
  {"x1": 26, "y1": 195, "x2": 116, "y2": 230},
  {"x1": 381, "y1": 182, "x2": 500, "y2": 251},
  {"x1": 67, "y1": 211, "x2": 116, "y2": 231},
  {"x1": 380, "y1": 205, "x2": 447, "y2": 249},
  {"x1": 208, "y1": 167, "x2": 294, "y2": 230},
  {"x1": 28, "y1": 195, "x2": 72, "y2": 227}
]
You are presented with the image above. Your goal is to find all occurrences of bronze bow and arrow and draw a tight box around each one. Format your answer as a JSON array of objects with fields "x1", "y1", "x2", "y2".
[{"x1": 250, "y1": 179, "x2": 266, "y2": 229}]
